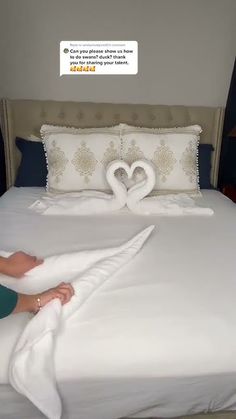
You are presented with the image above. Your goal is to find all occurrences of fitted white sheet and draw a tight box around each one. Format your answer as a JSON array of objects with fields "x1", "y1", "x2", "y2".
[{"x1": 1, "y1": 187, "x2": 236, "y2": 419}]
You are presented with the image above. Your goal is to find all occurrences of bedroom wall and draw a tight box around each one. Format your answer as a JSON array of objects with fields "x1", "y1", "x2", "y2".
[{"x1": 0, "y1": 0, "x2": 235, "y2": 106}]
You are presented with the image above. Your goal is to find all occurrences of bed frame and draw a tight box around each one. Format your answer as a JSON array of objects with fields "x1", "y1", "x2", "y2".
[
  {"x1": 1, "y1": 99, "x2": 234, "y2": 419},
  {"x1": 0, "y1": 98, "x2": 224, "y2": 189}
]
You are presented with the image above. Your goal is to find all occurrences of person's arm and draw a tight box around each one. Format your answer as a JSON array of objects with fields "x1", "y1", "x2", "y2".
[
  {"x1": 0, "y1": 282, "x2": 74, "y2": 319},
  {"x1": 0, "y1": 251, "x2": 74, "y2": 319},
  {"x1": 0, "y1": 285, "x2": 18, "y2": 319},
  {"x1": 0, "y1": 251, "x2": 43, "y2": 278},
  {"x1": 0, "y1": 256, "x2": 10, "y2": 274}
]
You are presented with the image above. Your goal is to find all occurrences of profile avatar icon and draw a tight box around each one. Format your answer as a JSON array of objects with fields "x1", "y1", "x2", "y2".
[{"x1": 63, "y1": 48, "x2": 69, "y2": 54}]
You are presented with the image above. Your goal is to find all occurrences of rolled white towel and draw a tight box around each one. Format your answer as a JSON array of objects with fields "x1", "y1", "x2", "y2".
[{"x1": 8, "y1": 225, "x2": 154, "y2": 419}]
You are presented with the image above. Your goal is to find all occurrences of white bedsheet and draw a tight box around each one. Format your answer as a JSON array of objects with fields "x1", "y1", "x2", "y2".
[{"x1": 1, "y1": 187, "x2": 236, "y2": 419}]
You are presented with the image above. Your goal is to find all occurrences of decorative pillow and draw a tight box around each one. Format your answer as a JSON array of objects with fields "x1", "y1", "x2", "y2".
[
  {"x1": 15, "y1": 138, "x2": 47, "y2": 187},
  {"x1": 41, "y1": 131, "x2": 121, "y2": 192},
  {"x1": 119, "y1": 123, "x2": 202, "y2": 134},
  {"x1": 120, "y1": 124, "x2": 213, "y2": 191},
  {"x1": 120, "y1": 126, "x2": 201, "y2": 194},
  {"x1": 199, "y1": 144, "x2": 214, "y2": 189},
  {"x1": 40, "y1": 124, "x2": 120, "y2": 136}
]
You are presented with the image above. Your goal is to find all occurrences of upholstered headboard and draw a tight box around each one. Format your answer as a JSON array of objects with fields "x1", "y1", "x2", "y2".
[{"x1": 0, "y1": 99, "x2": 224, "y2": 189}]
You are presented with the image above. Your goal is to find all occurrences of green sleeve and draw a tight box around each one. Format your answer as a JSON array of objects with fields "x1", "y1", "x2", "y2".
[{"x1": 0, "y1": 285, "x2": 18, "y2": 319}]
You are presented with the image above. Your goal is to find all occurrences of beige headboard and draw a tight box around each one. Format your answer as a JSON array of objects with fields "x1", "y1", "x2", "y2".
[{"x1": 0, "y1": 99, "x2": 224, "y2": 189}]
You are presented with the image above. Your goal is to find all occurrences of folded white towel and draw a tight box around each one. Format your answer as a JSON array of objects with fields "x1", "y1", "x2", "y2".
[
  {"x1": 126, "y1": 160, "x2": 214, "y2": 216},
  {"x1": 8, "y1": 225, "x2": 154, "y2": 419},
  {"x1": 30, "y1": 160, "x2": 130, "y2": 215}
]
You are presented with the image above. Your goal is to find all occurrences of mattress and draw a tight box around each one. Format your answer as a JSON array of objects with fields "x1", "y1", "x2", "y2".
[{"x1": 1, "y1": 187, "x2": 236, "y2": 419}]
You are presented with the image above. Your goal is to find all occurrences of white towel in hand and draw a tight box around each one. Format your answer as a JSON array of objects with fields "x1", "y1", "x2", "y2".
[
  {"x1": 30, "y1": 160, "x2": 130, "y2": 215},
  {"x1": 8, "y1": 225, "x2": 154, "y2": 419},
  {"x1": 126, "y1": 160, "x2": 214, "y2": 216}
]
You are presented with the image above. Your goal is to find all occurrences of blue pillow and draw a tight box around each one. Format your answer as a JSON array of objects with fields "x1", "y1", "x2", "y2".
[
  {"x1": 198, "y1": 144, "x2": 214, "y2": 189},
  {"x1": 15, "y1": 138, "x2": 47, "y2": 187}
]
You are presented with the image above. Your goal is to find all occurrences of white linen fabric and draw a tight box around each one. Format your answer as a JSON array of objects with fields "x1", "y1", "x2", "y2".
[
  {"x1": 7, "y1": 225, "x2": 153, "y2": 419},
  {"x1": 120, "y1": 125, "x2": 201, "y2": 194},
  {"x1": 41, "y1": 130, "x2": 121, "y2": 193},
  {"x1": 1, "y1": 188, "x2": 236, "y2": 419},
  {"x1": 126, "y1": 160, "x2": 213, "y2": 215},
  {"x1": 29, "y1": 160, "x2": 129, "y2": 216}
]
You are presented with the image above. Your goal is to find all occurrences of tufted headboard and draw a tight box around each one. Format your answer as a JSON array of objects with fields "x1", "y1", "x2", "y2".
[{"x1": 0, "y1": 99, "x2": 224, "y2": 189}]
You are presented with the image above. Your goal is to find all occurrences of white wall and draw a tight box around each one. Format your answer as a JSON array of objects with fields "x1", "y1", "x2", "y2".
[{"x1": 0, "y1": 0, "x2": 235, "y2": 106}]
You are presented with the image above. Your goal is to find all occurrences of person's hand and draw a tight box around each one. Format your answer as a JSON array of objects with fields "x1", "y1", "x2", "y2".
[
  {"x1": 12, "y1": 282, "x2": 75, "y2": 315},
  {"x1": 3, "y1": 251, "x2": 44, "y2": 278},
  {"x1": 36, "y1": 282, "x2": 74, "y2": 311}
]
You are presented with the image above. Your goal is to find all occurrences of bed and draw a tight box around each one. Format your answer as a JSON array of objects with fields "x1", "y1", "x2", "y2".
[{"x1": 1, "y1": 99, "x2": 236, "y2": 419}]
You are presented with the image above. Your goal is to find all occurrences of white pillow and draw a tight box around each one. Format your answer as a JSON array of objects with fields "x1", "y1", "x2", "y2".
[
  {"x1": 120, "y1": 126, "x2": 201, "y2": 194},
  {"x1": 119, "y1": 123, "x2": 202, "y2": 134},
  {"x1": 41, "y1": 123, "x2": 120, "y2": 136},
  {"x1": 41, "y1": 130, "x2": 121, "y2": 192},
  {"x1": 28, "y1": 124, "x2": 121, "y2": 142}
]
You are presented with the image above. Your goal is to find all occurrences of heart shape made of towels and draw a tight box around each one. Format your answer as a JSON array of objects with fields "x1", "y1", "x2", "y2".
[
  {"x1": 116, "y1": 159, "x2": 156, "y2": 196},
  {"x1": 116, "y1": 159, "x2": 156, "y2": 189}
]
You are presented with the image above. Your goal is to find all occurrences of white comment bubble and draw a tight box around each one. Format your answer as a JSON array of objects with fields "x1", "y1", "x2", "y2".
[{"x1": 60, "y1": 41, "x2": 138, "y2": 75}]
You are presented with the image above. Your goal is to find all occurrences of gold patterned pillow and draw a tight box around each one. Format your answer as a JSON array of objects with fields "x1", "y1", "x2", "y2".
[
  {"x1": 41, "y1": 131, "x2": 121, "y2": 192},
  {"x1": 121, "y1": 126, "x2": 201, "y2": 194}
]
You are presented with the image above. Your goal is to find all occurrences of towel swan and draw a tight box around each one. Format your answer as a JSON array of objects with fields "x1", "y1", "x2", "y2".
[
  {"x1": 30, "y1": 160, "x2": 131, "y2": 215},
  {"x1": 126, "y1": 160, "x2": 214, "y2": 216}
]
